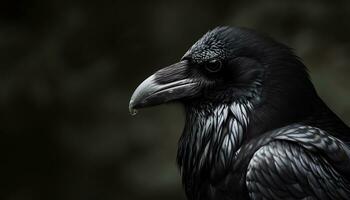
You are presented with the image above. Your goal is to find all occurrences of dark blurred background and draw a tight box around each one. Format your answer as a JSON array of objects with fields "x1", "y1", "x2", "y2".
[{"x1": 1, "y1": 0, "x2": 350, "y2": 199}]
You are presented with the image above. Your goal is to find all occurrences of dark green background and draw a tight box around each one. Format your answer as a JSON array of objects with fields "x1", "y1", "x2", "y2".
[{"x1": 1, "y1": 0, "x2": 350, "y2": 199}]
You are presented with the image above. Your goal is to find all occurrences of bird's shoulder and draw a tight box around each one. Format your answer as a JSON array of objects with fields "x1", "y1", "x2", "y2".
[
  {"x1": 237, "y1": 124, "x2": 350, "y2": 170},
  {"x1": 246, "y1": 139, "x2": 350, "y2": 199},
  {"x1": 267, "y1": 124, "x2": 350, "y2": 174},
  {"x1": 237, "y1": 124, "x2": 350, "y2": 199}
]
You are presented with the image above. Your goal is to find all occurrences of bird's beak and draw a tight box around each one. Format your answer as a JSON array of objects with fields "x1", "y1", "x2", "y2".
[{"x1": 129, "y1": 61, "x2": 198, "y2": 115}]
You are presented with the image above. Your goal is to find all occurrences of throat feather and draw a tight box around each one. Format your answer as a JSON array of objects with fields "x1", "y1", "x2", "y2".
[{"x1": 177, "y1": 101, "x2": 252, "y2": 179}]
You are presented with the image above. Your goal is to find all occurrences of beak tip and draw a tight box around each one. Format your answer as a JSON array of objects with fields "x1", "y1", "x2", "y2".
[
  {"x1": 129, "y1": 75, "x2": 156, "y2": 116},
  {"x1": 129, "y1": 100, "x2": 138, "y2": 116}
]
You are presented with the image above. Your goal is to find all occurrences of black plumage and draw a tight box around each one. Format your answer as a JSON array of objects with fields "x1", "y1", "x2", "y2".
[{"x1": 129, "y1": 27, "x2": 350, "y2": 200}]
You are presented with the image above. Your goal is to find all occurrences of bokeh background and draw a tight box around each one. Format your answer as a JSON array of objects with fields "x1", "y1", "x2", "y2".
[{"x1": 2, "y1": 0, "x2": 350, "y2": 199}]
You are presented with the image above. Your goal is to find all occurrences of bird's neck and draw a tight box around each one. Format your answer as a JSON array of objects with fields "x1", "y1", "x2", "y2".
[
  {"x1": 177, "y1": 100, "x2": 252, "y2": 195},
  {"x1": 305, "y1": 96, "x2": 350, "y2": 141}
]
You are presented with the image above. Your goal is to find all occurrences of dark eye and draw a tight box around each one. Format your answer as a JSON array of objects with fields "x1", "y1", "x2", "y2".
[{"x1": 205, "y1": 59, "x2": 222, "y2": 73}]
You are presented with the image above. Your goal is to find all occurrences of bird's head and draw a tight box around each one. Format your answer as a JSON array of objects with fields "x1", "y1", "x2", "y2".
[{"x1": 129, "y1": 27, "x2": 316, "y2": 119}]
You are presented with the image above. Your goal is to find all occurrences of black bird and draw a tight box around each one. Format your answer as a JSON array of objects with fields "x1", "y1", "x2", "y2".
[{"x1": 129, "y1": 27, "x2": 350, "y2": 200}]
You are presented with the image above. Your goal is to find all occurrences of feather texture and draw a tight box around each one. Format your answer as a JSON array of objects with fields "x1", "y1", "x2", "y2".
[{"x1": 177, "y1": 101, "x2": 252, "y2": 199}]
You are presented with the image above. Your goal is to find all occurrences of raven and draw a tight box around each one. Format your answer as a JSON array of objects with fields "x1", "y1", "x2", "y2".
[{"x1": 129, "y1": 27, "x2": 350, "y2": 200}]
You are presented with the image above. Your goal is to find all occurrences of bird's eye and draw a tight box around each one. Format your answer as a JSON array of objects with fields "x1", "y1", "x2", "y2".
[{"x1": 205, "y1": 59, "x2": 222, "y2": 73}]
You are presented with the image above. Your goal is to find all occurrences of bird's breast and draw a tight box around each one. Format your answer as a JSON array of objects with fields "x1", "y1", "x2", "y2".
[{"x1": 178, "y1": 101, "x2": 253, "y2": 199}]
